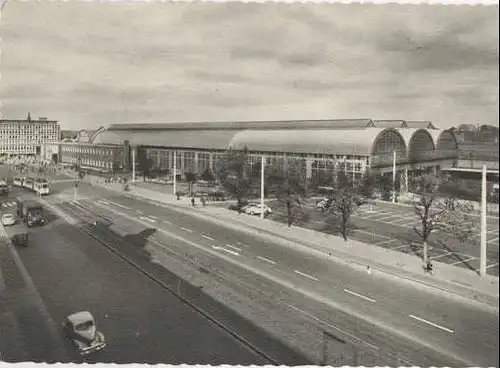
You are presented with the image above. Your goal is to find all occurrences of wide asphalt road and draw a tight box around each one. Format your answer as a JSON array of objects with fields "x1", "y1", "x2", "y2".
[
  {"x1": 35, "y1": 178, "x2": 499, "y2": 367},
  {"x1": 1, "y1": 204, "x2": 290, "y2": 364}
]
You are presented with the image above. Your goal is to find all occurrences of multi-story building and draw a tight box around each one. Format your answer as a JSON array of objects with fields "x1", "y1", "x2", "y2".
[{"x1": 0, "y1": 115, "x2": 60, "y2": 157}]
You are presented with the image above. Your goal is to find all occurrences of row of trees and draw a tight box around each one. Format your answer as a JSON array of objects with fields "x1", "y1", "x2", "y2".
[
  {"x1": 215, "y1": 148, "x2": 478, "y2": 266},
  {"x1": 134, "y1": 147, "x2": 478, "y2": 265}
]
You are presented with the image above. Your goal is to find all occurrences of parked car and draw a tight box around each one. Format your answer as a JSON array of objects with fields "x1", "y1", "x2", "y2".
[
  {"x1": 62, "y1": 311, "x2": 106, "y2": 356},
  {"x1": 1, "y1": 213, "x2": 16, "y2": 226},
  {"x1": 316, "y1": 197, "x2": 332, "y2": 212},
  {"x1": 244, "y1": 203, "x2": 272, "y2": 216}
]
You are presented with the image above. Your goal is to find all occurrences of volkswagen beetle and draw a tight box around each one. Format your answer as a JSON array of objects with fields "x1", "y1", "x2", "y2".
[{"x1": 62, "y1": 311, "x2": 106, "y2": 355}]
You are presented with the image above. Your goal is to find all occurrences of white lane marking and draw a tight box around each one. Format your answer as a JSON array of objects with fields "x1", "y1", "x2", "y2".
[
  {"x1": 486, "y1": 262, "x2": 499, "y2": 269},
  {"x1": 148, "y1": 215, "x2": 158, "y2": 219},
  {"x1": 202, "y1": 234, "x2": 215, "y2": 241},
  {"x1": 450, "y1": 256, "x2": 475, "y2": 266},
  {"x1": 99, "y1": 200, "x2": 110, "y2": 205},
  {"x1": 181, "y1": 227, "x2": 193, "y2": 233},
  {"x1": 225, "y1": 244, "x2": 242, "y2": 252},
  {"x1": 212, "y1": 246, "x2": 239, "y2": 256},
  {"x1": 106, "y1": 200, "x2": 131, "y2": 210},
  {"x1": 344, "y1": 288, "x2": 376, "y2": 303},
  {"x1": 163, "y1": 220, "x2": 172, "y2": 225},
  {"x1": 136, "y1": 210, "x2": 143, "y2": 214},
  {"x1": 139, "y1": 216, "x2": 156, "y2": 223},
  {"x1": 294, "y1": 270, "x2": 318, "y2": 281},
  {"x1": 430, "y1": 251, "x2": 452, "y2": 260},
  {"x1": 257, "y1": 256, "x2": 276, "y2": 265},
  {"x1": 409, "y1": 314, "x2": 454, "y2": 334},
  {"x1": 372, "y1": 238, "x2": 398, "y2": 247}
]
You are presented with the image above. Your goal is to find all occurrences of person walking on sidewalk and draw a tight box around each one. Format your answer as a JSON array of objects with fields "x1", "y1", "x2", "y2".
[
  {"x1": 201, "y1": 196, "x2": 206, "y2": 207},
  {"x1": 191, "y1": 196, "x2": 195, "y2": 207}
]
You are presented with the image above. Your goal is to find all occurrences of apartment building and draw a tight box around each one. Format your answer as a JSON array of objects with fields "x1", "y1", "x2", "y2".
[{"x1": 0, "y1": 116, "x2": 60, "y2": 157}]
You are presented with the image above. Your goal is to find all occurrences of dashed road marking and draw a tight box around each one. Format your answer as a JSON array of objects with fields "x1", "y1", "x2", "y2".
[
  {"x1": 212, "y1": 246, "x2": 239, "y2": 256},
  {"x1": 202, "y1": 234, "x2": 215, "y2": 241},
  {"x1": 163, "y1": 220, "x2": 172, "y2": 225},
  {"x1": 106, "y1": 200, "x2": 131, "y2": 210},
  {"x1": 225, "y1": 244, "x2": 242, "y2": 252},
  {"x1": 99, "y1": 200, "x2": 110, "y2": 205},
  {"x1": 136, "y1": 210, "x2": 143, "y2": 214},
  {"x1": 236, "y1": 241, "x2": 250, "y2": 248},
  {"x1": 294, "y1": 270, "x2": 318, "y2": 281},
  {"x1": 409, "y1": 314, "x2": 454, "y2": 334},
  {"x1": 148, "y1": 215, "x2": 158, "y2": 219},
  {"x1": 257, "y1": 256, "x2": 276, "y2": 265},
  {"x1": 181, "y1": 227, "x2": 193, "y2": 233},
  {"x1": 344, "y1": 288, "x2": 376, "y2": 303}
]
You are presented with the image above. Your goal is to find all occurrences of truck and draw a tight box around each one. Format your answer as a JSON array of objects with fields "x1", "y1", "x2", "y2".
[{"x1": 19, "y1": 200, "x2": 45, "y2": 227}]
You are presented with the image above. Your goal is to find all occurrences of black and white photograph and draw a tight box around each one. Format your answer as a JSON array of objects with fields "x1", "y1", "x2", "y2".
[{"x1": 0, "y1": 1, "x2": 498, "y2": 366}]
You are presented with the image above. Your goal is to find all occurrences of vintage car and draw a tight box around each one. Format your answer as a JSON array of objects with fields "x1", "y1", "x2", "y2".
[{"x1": 62, "y1": 311, "x2": 106, "y2": 355}]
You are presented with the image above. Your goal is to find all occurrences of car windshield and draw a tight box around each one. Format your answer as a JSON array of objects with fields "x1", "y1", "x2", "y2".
[
  {"x1": 2, "y1": 214, "x2": 13, "y2": 219},
  {"x1": 75, "y1": 321, "x2": 94, "y2": 331}
]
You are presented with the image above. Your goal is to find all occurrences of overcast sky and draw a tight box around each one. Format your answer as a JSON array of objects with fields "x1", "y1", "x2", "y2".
[{"x1": 0, "y1": 2, "x2": 498, "y2": 130}]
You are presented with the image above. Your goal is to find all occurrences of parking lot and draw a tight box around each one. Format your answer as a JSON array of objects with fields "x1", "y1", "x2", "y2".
[{"x1": 265, "y1": 199, "x2": 499, "y2": 277}]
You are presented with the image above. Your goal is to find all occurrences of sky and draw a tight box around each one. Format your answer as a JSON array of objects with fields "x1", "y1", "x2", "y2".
[{"x1": 0, "y1": 1, "x2": 498, "y2": 130}]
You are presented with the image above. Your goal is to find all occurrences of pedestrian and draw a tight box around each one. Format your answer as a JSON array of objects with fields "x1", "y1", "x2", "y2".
[
  {"x1": 191, "y1": 196, "x2": 195, "y2": 207},
  {"x1": 201, "y1": 196, "x2": 206, "y2": 207}
]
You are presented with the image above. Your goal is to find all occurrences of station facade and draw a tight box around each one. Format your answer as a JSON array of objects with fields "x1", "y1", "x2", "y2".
[{"x1": 61, "y1": 118, "x2": 459, "y2": 193}]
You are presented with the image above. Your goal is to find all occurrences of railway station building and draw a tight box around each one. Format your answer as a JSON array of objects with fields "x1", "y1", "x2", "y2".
[{"x1": 48, "y1": 118, "x2": 458, "y2": 193}]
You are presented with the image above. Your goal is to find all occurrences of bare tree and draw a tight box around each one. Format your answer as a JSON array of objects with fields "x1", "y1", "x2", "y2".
[
  {"x1": 411, "y1": 173, "x2": 477, "y2": 266},
  {"x1": 215, "y1": 147, "x2": 255, "y2": 212},
  {"x1": 267, "y1": 158, "x2": 307, "y2": 226},
  {"x1": 326, "y1": 166, "x2": 376, "y2": 241}
]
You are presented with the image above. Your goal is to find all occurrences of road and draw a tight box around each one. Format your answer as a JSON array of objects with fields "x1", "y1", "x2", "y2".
[
  {"x1": 37, "y1": 178, "x2": 500, "y2": 366},
  {"x1": 2, "y1": 166, "x2": 499, "y2": 366},
  {"x1": 0, "y1": 194, "x2": 303, "y2": 363}
]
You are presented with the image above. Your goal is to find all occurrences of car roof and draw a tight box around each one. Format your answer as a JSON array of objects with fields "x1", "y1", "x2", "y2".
[
  {"x1": 67, "y1": 311, "x2": 94, "y2": 325},
  {"x1": 2, "y1": 213, "x2": 13, "y2": 217}
]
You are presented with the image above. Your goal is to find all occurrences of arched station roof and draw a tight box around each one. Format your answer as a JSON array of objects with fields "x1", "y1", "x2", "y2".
[
  {"x1": 428, "y1": 129, "x2": 458, "y2": 160},
  {"x1": 93, "y1": 128, "x2": 243, "y2": 150},
  {"x1": 229, "y1": 128, "x2": 406, "y2": 157},
  {"x1": 397, "y1": 128, "x2": 435, "y2": 161}
]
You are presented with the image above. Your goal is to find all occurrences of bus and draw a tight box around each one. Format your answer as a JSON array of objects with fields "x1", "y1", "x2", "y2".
[
  {"x1": 34, "y1": 179, "x2": 50, "y2": 196},
  {"x1": 23, "y1": 177, "x2": 34, "y2": 190}
]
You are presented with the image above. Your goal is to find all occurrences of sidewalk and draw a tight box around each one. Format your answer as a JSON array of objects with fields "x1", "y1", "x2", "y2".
[{"x1": 85, "y1": 175, "x2": 499, "y2": 308}]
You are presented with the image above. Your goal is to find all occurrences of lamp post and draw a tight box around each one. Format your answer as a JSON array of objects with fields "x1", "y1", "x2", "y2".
[
  {"x1": 480, "y1": 165, "x2": 488, "y2": 276},
  {"x1": 173, "y1": 151, "x2": 177, "y2": 199},
  {"x1": 260, "y1": 155, "x2": 265, "y2": 219},
  {"x1": 392, "y1": 151, "x2": 396, "y2": 203}
]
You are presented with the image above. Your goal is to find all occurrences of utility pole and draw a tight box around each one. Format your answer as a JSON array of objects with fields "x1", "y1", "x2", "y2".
[
  {"x1": 132, "y1": 147, "x2": 136, "y2": 183},
  {"x1": 173, "y1": 151, "x2": 177, "y2": 199},
  {"x1": 480, "y1": 164, "x2": 488, "y2": 276},
  {"x1": 392, "y1": 150, "x2": 396, "y2": 203},
  {"x1": 260, "y1": 155, "x2": 265, "y2": 219}
]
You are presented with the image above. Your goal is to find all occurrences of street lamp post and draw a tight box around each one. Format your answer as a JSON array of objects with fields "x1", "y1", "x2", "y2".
[
  {"x1": 480, "y1": 164, "x2": 488, "y2": 276},
  {"x1": 173, "y1": 151, "x2": 177, "y2": 199},
  {"x1": 392, "y1": 150, "x2": 396, "y2": 203},
  {"x1": 260, "y1": 155, "x2": 265, "y2": 219}
]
